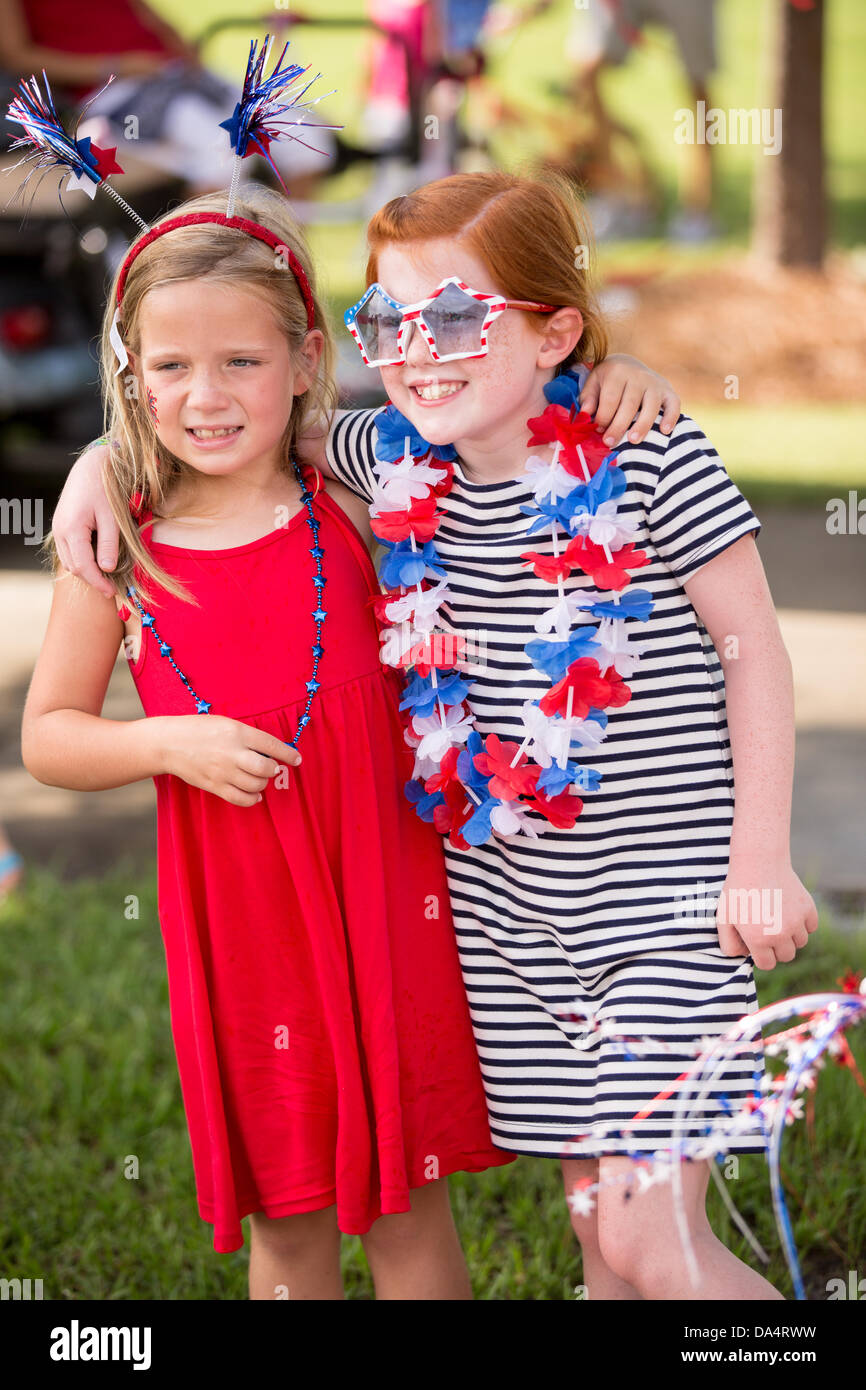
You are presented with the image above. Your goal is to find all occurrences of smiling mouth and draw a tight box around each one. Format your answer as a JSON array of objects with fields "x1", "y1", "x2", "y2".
[
  {"x1": 186, "y1": 426, "x2": 243, "y2": 439},
  {"x1": 409, "y1": 381, "x2": 466, "y2": 402}
]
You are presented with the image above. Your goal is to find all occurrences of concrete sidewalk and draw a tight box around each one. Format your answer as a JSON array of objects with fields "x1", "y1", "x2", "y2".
[{"x1": 2, "y1": 506, "x2": 864, "y2": 905}]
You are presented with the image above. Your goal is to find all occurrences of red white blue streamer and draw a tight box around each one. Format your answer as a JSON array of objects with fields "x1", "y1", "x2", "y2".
[
  {"x1": 4, "y1": 71, "x2": 145, "y2": 229},
  {"x1": 220, "y1": 33, "x2": 340, "y2": 216},
  {"x1": 561, "y1": 979, "x2": 866, "y2": 1300}
]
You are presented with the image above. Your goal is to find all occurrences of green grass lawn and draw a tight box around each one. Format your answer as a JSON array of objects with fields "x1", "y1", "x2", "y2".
[{"x1": 1, "y1": 862, "x2": 864, "y2": 1300}]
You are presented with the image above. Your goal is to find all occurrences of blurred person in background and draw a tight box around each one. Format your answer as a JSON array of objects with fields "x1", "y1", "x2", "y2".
[
  {"x1": 567, "y1": 0, "x2": 719, "y2": 241},
  {"x1": 363, "y1": 0, "x2": 494, "y2": 180},
  {"x1": 490, "y1": 0, "x2": 718, "y2": 240}
]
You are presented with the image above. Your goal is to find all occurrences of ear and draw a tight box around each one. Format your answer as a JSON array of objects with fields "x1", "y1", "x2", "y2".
[
  {"x1": 125, "y1": 351, "x2": 142, "y2": 395},
  {"x1": 293, "y1": 329, "x2": 325, "y2": 396},
  {"x1": 535, "y1": 307, "x2": 584, "y2": 371}
]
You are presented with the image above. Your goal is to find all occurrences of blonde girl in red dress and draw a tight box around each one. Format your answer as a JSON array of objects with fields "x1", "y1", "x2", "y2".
[{"x1": 23, "y1": 183, "x2": 521, "y2": 1300}]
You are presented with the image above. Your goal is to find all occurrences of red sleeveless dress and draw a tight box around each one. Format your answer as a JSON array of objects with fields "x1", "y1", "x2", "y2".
[{"x1": 127, "y1": 467, "x2": 513, "y2": 1253}]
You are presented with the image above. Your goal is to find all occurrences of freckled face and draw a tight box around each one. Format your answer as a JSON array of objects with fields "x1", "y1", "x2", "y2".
[
  {"x1": 133, "y1": 281, "x2": 298, "y2": 477},
  {"x1": 375, "y1": 240, "x2": 550, "y2": 452}
]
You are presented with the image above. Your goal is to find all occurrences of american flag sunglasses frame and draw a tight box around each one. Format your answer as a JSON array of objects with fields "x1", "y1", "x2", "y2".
[{"x1": 344, "y1": 276, "x2": 556, "y2": 367}]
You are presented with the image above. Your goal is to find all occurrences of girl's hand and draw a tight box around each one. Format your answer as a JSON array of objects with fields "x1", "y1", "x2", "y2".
[
  {"x1": 159, "y1": 715, "x2": 302, "y2": 808},
  {"x1": 52, "y1": 444, "x2": 118, "y2": 599},
  {"x1": 715, "y1": 858, "x2": 819, "y2": 971},
  {"x1": 580, "y1": 354, "x2": 681, "y2": 448}
]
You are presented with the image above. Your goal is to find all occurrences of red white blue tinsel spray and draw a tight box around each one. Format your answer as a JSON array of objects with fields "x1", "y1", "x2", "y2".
[
  {"x1": 4, "y1": 71, "x2": 147, "y2": 230},
  {"x1": 219, "y1": 33, "x2": 340, "y2": 217},
  {"x1": 560, "y1": 981, "x2": 866, "y2": 1300}
]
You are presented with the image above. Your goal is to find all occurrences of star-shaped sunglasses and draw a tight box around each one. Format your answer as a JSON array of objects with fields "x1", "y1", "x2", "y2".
[{"x1": 344, "y1": 276, "x2": 556, "y2": 367}]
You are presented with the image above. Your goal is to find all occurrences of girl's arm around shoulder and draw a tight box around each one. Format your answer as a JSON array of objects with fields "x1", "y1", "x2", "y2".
[
  {"x1": 296, "y1": 407, "x2": 361, "y2": 480},
  {"x1": 319, "y1": 474, "x2": 375, "y2": 554},
  {"x1": 21, "y1": 569, "x2": 173, "y2": 790}
]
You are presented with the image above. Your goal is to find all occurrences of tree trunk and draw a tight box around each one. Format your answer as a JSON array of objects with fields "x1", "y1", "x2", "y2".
[{"x1": 753, "y1": 0, "x2": 826, "y2": 268}]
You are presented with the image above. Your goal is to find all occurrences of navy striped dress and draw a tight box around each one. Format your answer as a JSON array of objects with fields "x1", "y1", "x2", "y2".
[{"x1": 326, "y1": 404, "x2": 770, "y2": 1159}]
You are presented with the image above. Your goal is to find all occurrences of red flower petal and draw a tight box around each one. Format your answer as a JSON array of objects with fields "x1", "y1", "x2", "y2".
[
  {"x1": 370, "y1": 492, "x2": 442, "y2": 543},
  {"x1": 527, "y1": 787, "x2": 584, "y2": 827},
  {"x1": 567, "y1": 538, "x2": 648, "y2": 590},
  {"x1": 538, "y1": 657, "x2": 608, "y2": 718},
  {"x1": 520, "y1": 548, "x2": 578, "y2": 582},
  {"x1": 474, "y1": 734, "x2": 540, "y2": 799}
]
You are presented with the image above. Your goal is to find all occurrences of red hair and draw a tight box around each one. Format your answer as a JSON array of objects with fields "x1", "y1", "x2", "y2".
[{"x1": 365, "y1": 171, "x2": 608, "y2": 369}]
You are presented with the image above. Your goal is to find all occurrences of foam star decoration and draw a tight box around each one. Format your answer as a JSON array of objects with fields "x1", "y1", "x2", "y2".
[
  {"x1": 567, "y1": 1179, "x2": 597, "y2": 1217},
  {"x1": 64, "y1": 139, "x2": 125, "y2": 197}
]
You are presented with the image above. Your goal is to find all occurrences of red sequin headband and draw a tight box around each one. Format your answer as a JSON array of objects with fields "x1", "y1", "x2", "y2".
[{"x1": 115, "y1": 211, "x2": 315, "y2": 330}]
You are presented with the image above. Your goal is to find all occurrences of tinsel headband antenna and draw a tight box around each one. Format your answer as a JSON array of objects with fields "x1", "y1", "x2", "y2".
[
  {"x1": 4, "y1": 70, "x2": 148, "y2": 231},
  {"x1": 219, "y1": 32, "x2": 338, "y2": 220}
]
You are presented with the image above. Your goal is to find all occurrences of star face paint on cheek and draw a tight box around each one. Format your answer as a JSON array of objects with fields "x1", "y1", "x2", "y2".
[{"x1": 146, "y1": 386, "x2": 159, "y2": 426}]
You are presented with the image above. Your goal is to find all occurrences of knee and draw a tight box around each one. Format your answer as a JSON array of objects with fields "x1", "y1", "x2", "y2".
[
  {"x1": 597, "y1": 1217, "x2": 649, "y2": 1288},
  {"x1": 249, "y1": 1206, "x2": 339, "y2": 1259},
  {"x1": 362, "y1": 1180, "x2": 452, "y2": 1256}
]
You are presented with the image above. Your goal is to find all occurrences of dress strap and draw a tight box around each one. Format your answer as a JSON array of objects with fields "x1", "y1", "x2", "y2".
[
  {"x1": 298, "y1": 460, "x2": 324, "y2": 498},
  {"x1": 312, "y1": 483, "x2": 380, "y2": 602}
]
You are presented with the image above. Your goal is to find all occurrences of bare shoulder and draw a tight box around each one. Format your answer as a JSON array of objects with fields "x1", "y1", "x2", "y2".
[{"x1": 320, "y1": 476, "x2": 374, "y2": 551}]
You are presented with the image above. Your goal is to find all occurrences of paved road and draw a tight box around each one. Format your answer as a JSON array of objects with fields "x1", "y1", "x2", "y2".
[{"x1": 1, "y1": 496, "x2": 864, "y2": 915}]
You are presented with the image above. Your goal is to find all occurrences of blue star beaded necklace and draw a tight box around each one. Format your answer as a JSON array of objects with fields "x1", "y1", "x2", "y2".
[{"x1": 124, "y1": 457, "x2": 326, "y2": 749}]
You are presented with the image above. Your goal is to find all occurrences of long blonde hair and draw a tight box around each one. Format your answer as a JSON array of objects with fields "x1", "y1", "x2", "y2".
[{"x1": 42, "y1": 183, "x2": 336, "y2": 609}]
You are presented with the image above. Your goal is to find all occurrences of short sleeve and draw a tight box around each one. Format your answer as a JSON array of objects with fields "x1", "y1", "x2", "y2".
[
  {"x1": 326, "y1": 407, "x2": 386, "y2": 504},
  {"x1": 646, "y1": 415, "x2": 761, "y2": 581}
]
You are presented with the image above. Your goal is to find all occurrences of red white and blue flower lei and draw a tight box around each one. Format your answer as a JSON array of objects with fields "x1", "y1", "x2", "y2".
[{"x1": 369, "y1": 368, "x2": 656, "y2": 851}]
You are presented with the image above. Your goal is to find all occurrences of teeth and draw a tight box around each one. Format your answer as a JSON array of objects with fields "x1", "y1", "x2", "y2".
[
  {"x1": 414, "y1": 382, "x2": 463, "y2": 401},
  {"x1": 190, "y1": 427, "x2": 240, "y2": 438}
]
